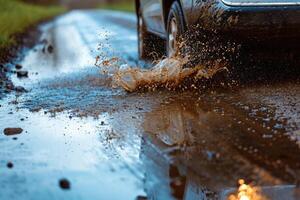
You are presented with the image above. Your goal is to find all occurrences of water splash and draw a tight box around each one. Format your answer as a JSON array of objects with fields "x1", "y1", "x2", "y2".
[
  {"x1": 96, "y1": 56, "x2": 227, "y2": 92},
  {"x1": 94, "y1": 24, "x2": 238, "y2": 92}
]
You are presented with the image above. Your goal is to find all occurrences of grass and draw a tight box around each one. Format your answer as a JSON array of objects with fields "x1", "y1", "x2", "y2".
[
  {"x1": 98, "y1": 1, "x2": 135, "y2": 13},
  {"x1": 0, "y1": 0, "x2": 65, "y2": 48}
]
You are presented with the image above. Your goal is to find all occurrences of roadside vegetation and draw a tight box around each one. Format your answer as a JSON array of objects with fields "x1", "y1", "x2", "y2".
[
  {"x1": 98, "y1": 0, "x2": 135, "y2": 13},
  {"x1": 0, "y1": 0, "x2": 65, "y2": 49}
]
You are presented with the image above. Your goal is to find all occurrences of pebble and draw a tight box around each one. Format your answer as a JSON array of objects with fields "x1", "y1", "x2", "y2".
[
  {"x1": 15, "y1": 86, "x2": 27, "y2": 93},
  {"x1": 3, "y1": 128, "x2": 23, "y2": 136},
  {"x1": 17, "y1": 70, "x2": 28, "y2": 78},
  {"x1": 59, "y1": 178, "x2": 71, "y2": 190},
  {"x1": 48, "y1": 45, "x2": 54, "y2": 53},
  {"x1": 15, "y1": 64, "x2": 22, "y2": 70},
  {"x1": 136, "y1": 196, "x2": 147, "y2": 200},
  {"x1": 7, "y1": 162, "x2": 13, "y2": 169},
  {"x1": 5, "y1": 83, "x2": 14, "y2": 90}
]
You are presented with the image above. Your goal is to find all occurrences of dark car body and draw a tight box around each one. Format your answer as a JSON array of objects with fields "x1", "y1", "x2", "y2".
[{"x1": 136, "y1": 0, "x2": 300, "y2": 41}]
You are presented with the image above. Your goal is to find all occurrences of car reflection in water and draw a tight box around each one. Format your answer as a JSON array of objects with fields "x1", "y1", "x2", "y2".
[{"x1": 141, "y1": 97, "x2": 300, "y2": 200}]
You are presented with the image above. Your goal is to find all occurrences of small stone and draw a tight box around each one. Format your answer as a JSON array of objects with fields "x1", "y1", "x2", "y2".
[
  {"x1": 5, "y1": 83, "x2": 14, "y2": 90},
  {"x1": 3, "y1": 128, "x2": 23, "y2": 136},
  {"x1": 15, "y1": 86, "x2": 27, "y2": 93},
  {"x1": 12, "y1": 137, "x2": 18, "y2": 140},
  {"x1": 101, "y1": 121, "x2": 105, "y2": 125},
  {"x1": 30, "y1": 107, "x2": 41, "y2": 112},
  {"x1": 59, "y1": 178, "x2": 71, "y2": 190},
  {"x1": 41, "y1": 39, "x2": 48, "y2": 44},
  {"x1": 17, "y1": 70, "x2": 28, "y2": 78},
  {"x1": 15, "y1": 86, "x2": 27, "y2": 92},
  {"x1": 3, "y1": 66, "x2": 8, "y2": 72},
  {"x1": 7, "y1": 162, "x2": 13, "y2": 169},
  {"x1": 48, "y1": 45, "x2": 54, "y2": 53},
  {"x1": 136, "y1": 196, "x2": 147, "y2": 200},
  {"x1": 15, "y1": 64, "x2": 22, "y2": 70}
]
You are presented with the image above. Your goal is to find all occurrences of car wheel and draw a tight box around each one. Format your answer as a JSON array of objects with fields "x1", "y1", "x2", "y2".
[
  {"x1": 138, "y1": 8, "x2": 158, "y2": 60},
  {"x1": 166, "y1": 2, "x2": 185, "y2": 58}
]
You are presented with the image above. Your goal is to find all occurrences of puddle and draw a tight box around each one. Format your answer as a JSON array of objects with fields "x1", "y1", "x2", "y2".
[
  {"x1": 2, "y1": 9, "x2": 300, "y2": 200},
  {"x1": 141, "y1": 96, "x2": 300, "y2": 199},
  {"x1": 0, "y1": 94, "x2": 145, "y2": 200}
]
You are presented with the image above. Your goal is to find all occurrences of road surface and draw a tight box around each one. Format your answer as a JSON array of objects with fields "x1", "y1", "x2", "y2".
[{"x1": 0, "y1": 10, "x2": 300, "y2": 200}]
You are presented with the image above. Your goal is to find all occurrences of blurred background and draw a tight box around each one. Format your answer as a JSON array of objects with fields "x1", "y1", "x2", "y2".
[
  {"x1": 0, "y1": 0, "x2": 134, "y2": 50},
  {"x1": 20, "y1": 0, "x2": 135, "y2": 11}
]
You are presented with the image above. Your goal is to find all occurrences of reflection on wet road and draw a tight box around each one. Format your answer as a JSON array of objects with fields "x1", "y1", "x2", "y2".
[
  {"x1": 143, "y1": 91, "x2": 300, "y2": 199},
  {"x1": 0, "y1": 10, "x2": 300, "y2": 200}
]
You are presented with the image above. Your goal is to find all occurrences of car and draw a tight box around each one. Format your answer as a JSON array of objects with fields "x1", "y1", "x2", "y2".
[{"x1": 135, "y1": 0, "x2": 300, "y2": 59}]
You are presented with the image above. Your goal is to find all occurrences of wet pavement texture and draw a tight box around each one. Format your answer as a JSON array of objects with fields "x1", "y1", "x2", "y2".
[{"x1": 0, "y1": 10, "x2": 300, "y2": 200}]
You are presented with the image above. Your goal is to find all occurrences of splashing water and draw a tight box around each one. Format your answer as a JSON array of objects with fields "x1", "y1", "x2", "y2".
[
  {"x1": 94, "y1": 24, "x2": 239, "y2": 92},
  {"x1": 228, "y1": 179, "x2": 266, "y2": 200},
  {"x1": 95, "y1": 55, "x2": 227, "y2": 92}
]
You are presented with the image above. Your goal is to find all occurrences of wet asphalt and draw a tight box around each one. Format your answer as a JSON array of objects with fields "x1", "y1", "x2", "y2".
[{"x1": 0, "y1": 10, "x2": 300, "y2": 200}]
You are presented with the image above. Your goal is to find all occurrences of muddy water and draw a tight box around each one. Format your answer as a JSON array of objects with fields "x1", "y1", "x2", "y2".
[
  {"x1": 96, "y1": 56, "x2": 226, "y2": 92},
  {"x1": 1, "y1": 10, "x2": 300, "y2": 200}
]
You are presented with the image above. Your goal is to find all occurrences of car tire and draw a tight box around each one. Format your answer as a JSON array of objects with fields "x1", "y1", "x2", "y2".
[
  {"x1": 138, "y1": 8, "x2": 159, "y2": 60},
  {"x1": 166, "y1": 2, "x2": 185, "y2": 58}
]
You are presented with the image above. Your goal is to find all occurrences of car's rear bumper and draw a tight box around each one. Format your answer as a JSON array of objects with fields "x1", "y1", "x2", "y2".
[{"x1": 199, "y1": 0, "x2": 300, "y2": 40}]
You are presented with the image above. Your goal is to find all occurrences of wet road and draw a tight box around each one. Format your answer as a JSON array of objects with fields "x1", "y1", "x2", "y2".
[{"x1": 0, "y1": 10, "x2": 300, "y2": 200}]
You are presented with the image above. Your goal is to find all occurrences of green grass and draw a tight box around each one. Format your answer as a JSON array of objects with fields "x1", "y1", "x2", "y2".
[
  {"x1": 98, "y1": 1, "x2": 135, "y2": 13},
  {"x1": 0, "y1": 0, "x2": 65, "y2": 48}
]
